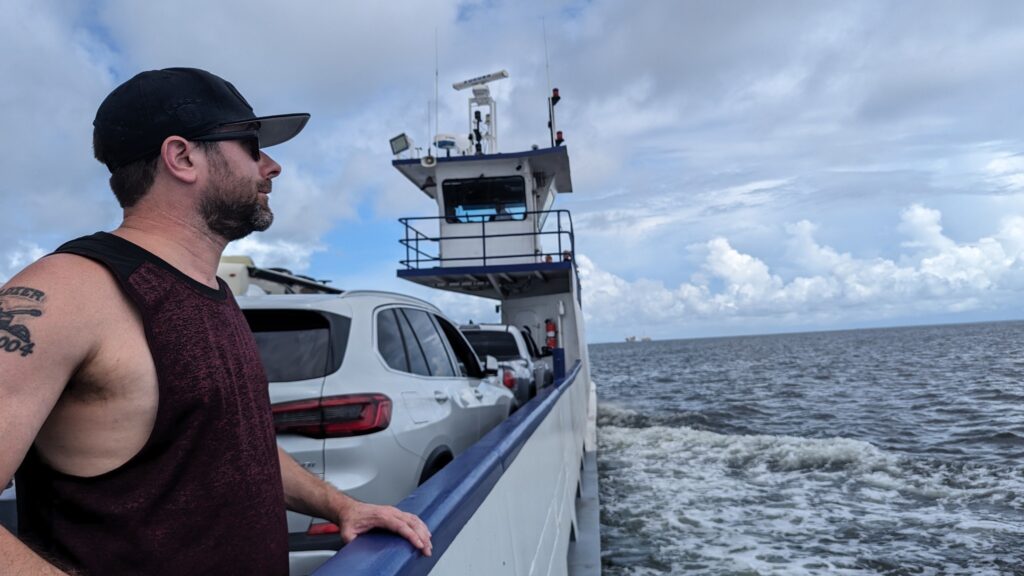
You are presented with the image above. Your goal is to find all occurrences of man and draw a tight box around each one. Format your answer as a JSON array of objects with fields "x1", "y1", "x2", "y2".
[{"x1": 0, "y1": 67, "x2": 431, "y2": 575}]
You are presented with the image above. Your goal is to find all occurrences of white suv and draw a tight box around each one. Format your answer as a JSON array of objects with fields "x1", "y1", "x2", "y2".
[{"x1": 238, "y1": 290, "x2": 514, "y2": 575}]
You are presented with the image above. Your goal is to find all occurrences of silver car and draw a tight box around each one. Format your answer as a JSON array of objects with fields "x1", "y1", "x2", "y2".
[
  {"x1": 239, "y1": 291, "x2": 514, "y2": 575},
  {"x1": 459, "y1": 324, "x2": 554, "y2": 408}
]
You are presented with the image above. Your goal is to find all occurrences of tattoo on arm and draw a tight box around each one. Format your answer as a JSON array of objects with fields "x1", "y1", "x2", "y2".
[{"x1": 0, "y1": 286, "x2": 45, "y2": 357}]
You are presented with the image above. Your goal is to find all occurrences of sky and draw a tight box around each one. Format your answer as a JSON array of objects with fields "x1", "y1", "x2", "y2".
[{"x1": 4, "y1": 0, "x2": 1024, "y2": 343}]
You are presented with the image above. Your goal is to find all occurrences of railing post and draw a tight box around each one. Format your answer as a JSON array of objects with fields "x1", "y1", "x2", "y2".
[
  {"x1": 403, "y1": 219, "x2": 410, "y2": 269},
  {"x1": 414, "y1": 225, "x2": 420, "y2": 269},
  {"x1": 415, "y1": 228, "x2": 421, "y2": 269},
  {"x1": 557, "y1": 211, "x2": 563, "y2": 256}
]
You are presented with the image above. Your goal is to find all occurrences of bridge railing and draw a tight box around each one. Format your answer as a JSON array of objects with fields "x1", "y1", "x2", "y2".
[
  {"x1": 398, "y1": 209, "x2": 575, "y2": 270},
  {"x1": 312, "y1": 360, "x2": 585, "y2": 576}
]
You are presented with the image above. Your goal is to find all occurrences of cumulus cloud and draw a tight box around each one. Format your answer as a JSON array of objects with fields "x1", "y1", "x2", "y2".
[
  {"x1": 224, "y1": 236, "x2": 324, "y2": 274},
  {"x1": 984, "y1": 153, "x2": 1024, "y2": 191},
  {"x1": 0, "y1": 242, "x2": 48, "y2": 283},
  {"x1": 898, "y1": 204, "x2": 956, "y2": 253},
  {"x1": 580, "y1": 204, "x2": 1024, "y2": 340},
  {"x1": 6, "y1": 1, "x2": 1024, "y2": 340}
]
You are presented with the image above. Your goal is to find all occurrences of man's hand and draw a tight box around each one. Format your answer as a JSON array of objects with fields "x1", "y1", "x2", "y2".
[
  {"x1": 278, "y1": 448, "x2": 433, "y2": 557},
  {"x1": 334, "y1": 499, "x2": 432, "y2": 557}
]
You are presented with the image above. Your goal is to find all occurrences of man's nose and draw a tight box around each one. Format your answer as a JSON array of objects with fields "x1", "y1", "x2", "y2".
[{"x1": 260, "y1": 151, "x2": 282, "y2": 179}]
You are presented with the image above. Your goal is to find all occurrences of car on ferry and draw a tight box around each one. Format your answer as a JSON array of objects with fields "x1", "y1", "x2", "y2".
[
  {"x1": 460, "y1": 323, "x2": 554, "y2": 407},
  {"x1": 238, "y1": 290, "x2": 514, "y2": 575}
]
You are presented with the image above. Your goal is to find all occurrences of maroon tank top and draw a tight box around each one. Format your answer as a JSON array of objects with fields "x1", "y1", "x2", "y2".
[{"x1": 16, "y1": 232, "x2": 287, "y2": 575}]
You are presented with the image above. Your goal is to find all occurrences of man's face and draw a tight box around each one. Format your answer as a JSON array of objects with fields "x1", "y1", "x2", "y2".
[{"x1": 198, "y1": 143, "x2": 274, "y2": 241}]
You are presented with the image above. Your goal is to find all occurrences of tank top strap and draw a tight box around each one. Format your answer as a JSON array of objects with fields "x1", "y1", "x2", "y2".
[{"x1": 53, "y1": 232, "x2": 227, "y2": 301}]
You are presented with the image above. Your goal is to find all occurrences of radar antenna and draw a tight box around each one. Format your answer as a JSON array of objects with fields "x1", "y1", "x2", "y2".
[{"x1": 453, "y1": 70, "x2": 508, "y2": 155}]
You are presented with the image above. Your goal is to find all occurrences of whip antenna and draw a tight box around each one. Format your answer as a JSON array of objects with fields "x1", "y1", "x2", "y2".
[
  {"x1": 543, "y1": 20, "x2": 562, "y2": 148},
  {"x1": 543, "y1": 19, "x2": 552, "y2": 95},
  {"x1": 434, "y1": 28, "x2": 439, "y2": 156}
]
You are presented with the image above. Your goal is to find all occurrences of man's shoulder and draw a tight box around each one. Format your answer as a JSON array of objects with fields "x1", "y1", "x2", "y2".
[
  {"x1": 8, "y1": 251, "x2": 114, "y2": 286},
  {"x1": 2, "y1": 253, "x2": 126, "y2": 323}
]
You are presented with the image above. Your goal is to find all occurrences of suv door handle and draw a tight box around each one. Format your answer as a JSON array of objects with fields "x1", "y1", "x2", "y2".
[{"x1": 434, "y1": 391, "x2": 449, "y2": 403}]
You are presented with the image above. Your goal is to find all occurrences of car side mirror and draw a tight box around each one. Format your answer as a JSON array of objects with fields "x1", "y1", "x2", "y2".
[{"x1": 483, "y1": 355, "x2": 499, "y2": 375}]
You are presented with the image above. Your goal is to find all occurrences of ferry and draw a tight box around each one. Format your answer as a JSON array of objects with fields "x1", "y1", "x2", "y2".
[
  {"x1": 308, "y1": 70, "x2": 600, "y2": 575},
  {"x1": 0, "y1": 70, "x2": 601, "y2": 576}
]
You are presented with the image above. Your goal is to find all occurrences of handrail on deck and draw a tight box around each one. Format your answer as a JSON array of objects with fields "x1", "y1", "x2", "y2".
[
  {"x1": 312, "y1": 360, "x2": 585, "y2": 576},
  {"x1": 398, "y1": 209, "x2": 576, "y2": 270}
]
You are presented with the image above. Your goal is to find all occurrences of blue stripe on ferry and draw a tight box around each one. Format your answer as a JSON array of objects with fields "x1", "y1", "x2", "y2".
[
  {"x1": 397, "y1": 260, "x2": 574, "y2": 277},
  {"x1": 312, "y1": 360, "x2": 584, "y2": 576},
  {"x1": 392, "y1": 146, "x2": 568, "y2": 167}
]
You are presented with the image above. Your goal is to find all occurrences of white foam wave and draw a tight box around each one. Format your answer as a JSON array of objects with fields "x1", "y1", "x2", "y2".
[{"x1": 599, "y1": 425, "x2": 1023, "y2": 575}]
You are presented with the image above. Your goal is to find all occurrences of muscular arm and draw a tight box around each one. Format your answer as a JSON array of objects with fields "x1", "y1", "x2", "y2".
[
  {"x1": 0, "y1": 530, "x2": 70, "y2": 575},
  {"x1": 0, "y1": 258, "x2": 104, "y2": 575},
  {"x1": 277, "y1": 447, "x2": 432, "y2": 556}
]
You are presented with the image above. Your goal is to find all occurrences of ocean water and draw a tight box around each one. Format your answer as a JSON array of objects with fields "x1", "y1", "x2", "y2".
[{"x1": 591, "y1": 321, "x2": 1024, "y2": 576}]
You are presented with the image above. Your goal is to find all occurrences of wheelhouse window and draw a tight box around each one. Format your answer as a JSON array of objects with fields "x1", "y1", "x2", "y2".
[{"x1": 443, "y1": 176, "x2": 527, "y2": 223}]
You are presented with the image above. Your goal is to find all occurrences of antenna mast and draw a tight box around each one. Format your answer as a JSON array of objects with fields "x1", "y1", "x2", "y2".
[
  {"x1": 543, "y1": 19, "x2": 552, "y2": 95},
  {"x1": 453, "y1": 70, "x2": 508, "y2": 155},
  {"x1": 438, "y1": 27, "x2": 442, "y2": 154},
  {"x1": 544, "y1": 22, "x2": 563, "y2": 148}
]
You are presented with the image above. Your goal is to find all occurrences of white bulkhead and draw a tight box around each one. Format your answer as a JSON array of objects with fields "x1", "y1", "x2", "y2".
[{"x1": 435, "y1": 158, "x2": 542, "y2": 267}]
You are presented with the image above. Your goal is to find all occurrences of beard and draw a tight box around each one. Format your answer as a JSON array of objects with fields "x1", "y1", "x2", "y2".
[{"x1": 199, "y1": 150, "x2": 274, "y2": 241}]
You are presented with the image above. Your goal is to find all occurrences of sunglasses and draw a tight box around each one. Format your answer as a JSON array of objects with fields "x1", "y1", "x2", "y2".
[{"x1": 191, "y1": 130, "x2": 261, "y2": 161}]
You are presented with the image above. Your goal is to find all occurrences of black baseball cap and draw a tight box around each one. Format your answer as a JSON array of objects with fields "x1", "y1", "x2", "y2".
[{"x1": 93, "y1": 67, "x2": 310, "y2": 171}]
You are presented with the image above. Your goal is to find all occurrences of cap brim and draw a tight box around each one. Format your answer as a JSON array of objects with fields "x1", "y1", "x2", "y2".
[{"x1": 225, "y1": 113, "x2": 310, "y2": 148}]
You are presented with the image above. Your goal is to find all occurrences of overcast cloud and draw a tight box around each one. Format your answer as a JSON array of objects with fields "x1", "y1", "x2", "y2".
[{"x1": 3, "y1": 0, "x2": 1024, "y2": 341}]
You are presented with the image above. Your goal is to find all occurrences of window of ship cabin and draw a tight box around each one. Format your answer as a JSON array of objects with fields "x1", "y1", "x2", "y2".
[{"x1": 443, "y1": 176, "x2": 527, "y2": 223}]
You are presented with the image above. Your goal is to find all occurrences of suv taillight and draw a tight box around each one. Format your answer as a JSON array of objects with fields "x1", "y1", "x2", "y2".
[
  {"x1": 272, "y1": 394, "x2": 392, "y2": 439},
  {"x1": 502, "y1": 369, "x2": 515, "y2": 389},
  {"x1": 307, "y1": 522, "x2": 340, "y2": 536}
]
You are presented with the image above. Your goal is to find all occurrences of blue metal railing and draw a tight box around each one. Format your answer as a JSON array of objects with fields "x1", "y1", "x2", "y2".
[
  {"x1": 398, "y1": 209, "x2": 576, "y2": 270},
  {"x1": 313, "y1": 359, "x2": 584, "y2": 576}
]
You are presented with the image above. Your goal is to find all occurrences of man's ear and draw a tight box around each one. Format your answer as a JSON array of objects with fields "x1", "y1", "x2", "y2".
[{"x1": 159, "y1": 136, "x2": 200, "y2": 185}]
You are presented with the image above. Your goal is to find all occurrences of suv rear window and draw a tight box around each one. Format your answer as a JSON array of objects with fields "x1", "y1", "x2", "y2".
[
  {"x1": 462, "y1": 330, "x2": 520, "y2": 361},
  {"x1": 243, "y1": 309, "x2": 351, "y2": 382}
]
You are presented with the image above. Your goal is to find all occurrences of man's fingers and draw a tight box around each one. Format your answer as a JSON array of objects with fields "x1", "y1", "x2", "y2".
[
  {"x1": 386, "y1": 511, "x2": 432, "y2": 556},
  {"x1": 405, "y1": 512, "x2": 432, "y2": 556},
  {"x1": 340, "y1": 504, "x2": 432, "y2": 556}
]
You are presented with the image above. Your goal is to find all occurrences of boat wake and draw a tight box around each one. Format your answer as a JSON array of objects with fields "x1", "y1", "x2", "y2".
[{"x1": 597, "y1": 403, "x2": 1024, "y2": 576}]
